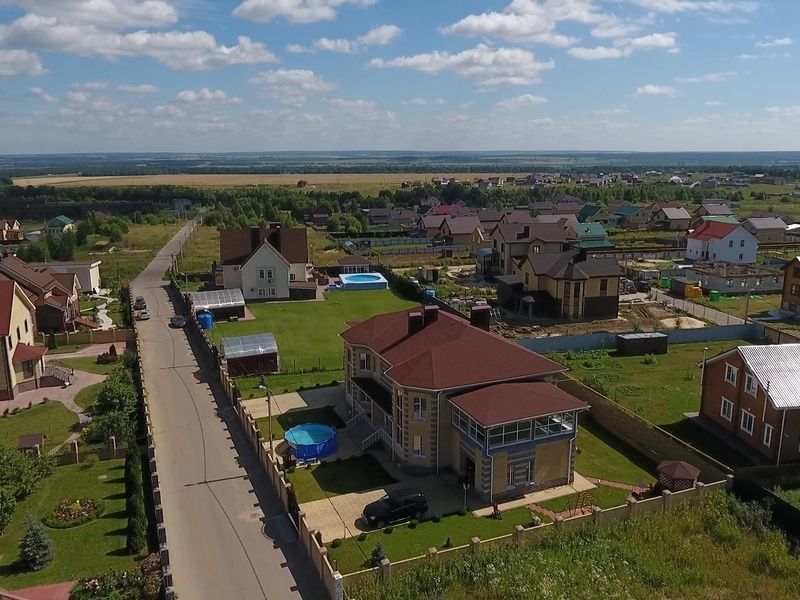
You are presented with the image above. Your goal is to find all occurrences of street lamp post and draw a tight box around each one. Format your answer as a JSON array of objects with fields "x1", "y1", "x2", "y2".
[{"x1": 701, "y1": 346, "x2": 709, "y2": 385}]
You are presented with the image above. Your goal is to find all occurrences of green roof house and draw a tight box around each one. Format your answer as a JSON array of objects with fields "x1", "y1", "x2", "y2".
[
  {"x1": 45, "y1": 215, "x2": 75, "y2": 236},
  {"x1": 570, "y1": 222, "x2": 614, "y2": 249}
]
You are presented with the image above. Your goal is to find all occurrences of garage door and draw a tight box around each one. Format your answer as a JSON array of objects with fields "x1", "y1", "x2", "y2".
[{"x1": 533, "y1": 438, "x2": 570, "y2": 486}]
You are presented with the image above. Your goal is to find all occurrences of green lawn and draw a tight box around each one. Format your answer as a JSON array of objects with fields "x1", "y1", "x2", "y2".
[
  {"x1": 0, "y1": 402, "x2": 78, "y2": 450},
  {"x1": 307, "y1": 228, "x2": 344, "y2": 268},
  {"x1": 256, "y1": 405, "x2": 345, "y2": 441},
  {"x1": 553, "y1": 341, "x2": 756, "y2": 468},
  {"x1": 536, "y1": 485, "x2": 632, "y2": 513},
  {"x1": 46, "y1": 344, "x2": 88, "y2": 355},
  {"x1": 575, "y1": 424, "x2": 656, "y2": 486},
  {"x1": 327, "y1": 507, "x2": 542, "y2": 574},
  {"x1": 177, "y1": 224, "x2": 218, "y2": 276},
  {"x1": 74, "y1": 382, "x2": 105, "y2": 411},
  {"x1": 775, "y1": 487, "x2": 800, "y2": 510},
  {"x1": 693, "y1": 293, "x2": 782, "y2": 320},
  {"x1": 238, "y1": 372, "x2": 343, "y2": 398},
  {"x1": 213, "y1": 289, "x2": 417, "y2": 385},
  {"x1": 60, "y1": 356, "x2": 118, "y2": 375},
  {"x1": 0, "y1": 460, "x2": 138, "y2": 590},
  {"x1": 288, "y1": 454, "x2": 396, "y2": 504}
]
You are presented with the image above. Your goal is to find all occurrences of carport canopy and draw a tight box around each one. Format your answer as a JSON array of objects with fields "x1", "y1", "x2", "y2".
[
  {"x1": 221, "y1": 333, "x2": 278, "y2": 359},
  {"x1": 188, "y1": 288, "x2": 245, "y2": 313}
]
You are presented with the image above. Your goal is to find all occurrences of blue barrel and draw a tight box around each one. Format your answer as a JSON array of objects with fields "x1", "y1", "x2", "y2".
[
  {"x1": 197, "y1": 311, "x2": 214, "y2": 330},
  {"x1": 424, "y1": 287, "x2": 436, "y2": 298}
]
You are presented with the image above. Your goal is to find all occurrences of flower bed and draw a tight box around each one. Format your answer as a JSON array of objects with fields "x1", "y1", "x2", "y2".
[{"x1": 43, "y1": 498, "x2": 104, "y2": 529}]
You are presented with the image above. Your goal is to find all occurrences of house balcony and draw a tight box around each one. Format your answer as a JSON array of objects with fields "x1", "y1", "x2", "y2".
[{"x1": 351, "y1": 377, "x2": 392, "y2": 416}]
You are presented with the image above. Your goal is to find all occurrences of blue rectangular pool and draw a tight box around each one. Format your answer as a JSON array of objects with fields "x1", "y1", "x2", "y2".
[{"x1": 337, "y1": 272, "x2": 390, "y2": 291}]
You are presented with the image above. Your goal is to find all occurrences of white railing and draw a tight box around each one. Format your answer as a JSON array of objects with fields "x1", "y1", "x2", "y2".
[
  {"x1": 44, "y1": 360, "x2": 73, "y2": 384},
  {"x1": 360, "y1": 430, "x2": 381, "y2": 450},
  {"x1": 378, "y1": 428, "x2": 392, "y2": 449},
  {"x1": 346, "y1": 411, "x2": 365, "y2": 427}
]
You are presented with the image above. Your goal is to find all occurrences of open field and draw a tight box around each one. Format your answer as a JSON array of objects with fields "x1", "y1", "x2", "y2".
[
  {"x1": 13, "y1": 173, "x2": 523, "y2": 195},
  {"x1": 178, "y1": 224, "x2": 218, "y2": 276},
  {"x1": 693, "y1": 293, "x2": 782, "y2": 320},
  {"x1": 214, "y1": 290, "x2": 418, "y2": 390},
  {"x1": 553, "y1": 340, "x2": 755, "y2": 468},
  {"x1": 0, "y1": 402, "x2": 78, "y2": 450},
  {"x1": 0, "y1": 460, "x2": 138, "y2": 590},
  {"x1": 76, "y1": 222, "x2": 183, "y2": 283},
  {"x1": 348, "y1": 491, "x2": 800, "y2": 599}
]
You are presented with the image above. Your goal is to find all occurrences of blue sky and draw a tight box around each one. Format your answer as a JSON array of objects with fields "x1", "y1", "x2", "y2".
[{"x1": 0, "y1": 0, "x2": 797, "y2": 153}]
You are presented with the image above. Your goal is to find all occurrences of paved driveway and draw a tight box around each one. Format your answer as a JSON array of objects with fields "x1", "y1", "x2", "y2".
[{"x1": 301, "y1": 474, "x2": 464, "y2": 542}]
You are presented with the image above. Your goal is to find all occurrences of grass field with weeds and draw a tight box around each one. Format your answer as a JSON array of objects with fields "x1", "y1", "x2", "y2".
[
  {"x1": 0, "y1": 402, "x2": 78, "y2": 450},
  {"x1": 349, "y1": 491, "x2": 800, "y2": 599},
  {"x1": 178, "y1": 224, "x2": 219, "y2": 276},
  {"x1": 554, "y1": 341, "x2": 754, "y2": 468}
]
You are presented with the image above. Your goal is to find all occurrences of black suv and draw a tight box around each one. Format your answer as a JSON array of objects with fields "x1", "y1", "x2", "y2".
[
  {"x1": 133, "y1": 296, "x2": 147, "y2": 310},
  {"x1": 362, "y1": 488, "x2": 428, "y2": 529}
]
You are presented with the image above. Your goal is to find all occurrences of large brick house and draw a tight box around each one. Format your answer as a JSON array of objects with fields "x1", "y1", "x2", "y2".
[
  {"x1": 341, "y1": 305, "x2": 588, "y2": 501},
  {"x1": 780, "y1": 257, "x2": 800, "y2": 313},
  {"x1": 700, "y1": 344, "x2": 800, "y2": 464},
  {"x1": 487, "y1": 223, "x2": 572, "y2": 276},
  {"x1": 0, "y1": 280, "x2": 47, "y2": 400}
]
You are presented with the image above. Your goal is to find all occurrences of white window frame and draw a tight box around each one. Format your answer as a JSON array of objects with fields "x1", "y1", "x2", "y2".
[
  {"x1": 720, "y1": 397, "x2": 734, "y2": 422},
  {"x1": 412, "y1": 435, "x2": 425, "y2": 457},
  {"x1": 413, "y1": 398, "x2": 427, "y2": 420},
  {"x1": 257, "y1": 288, "x2": 266, "y2": 297},
  {"x1": 724, "y1": 363, "x2": 738, "y2": 386},
  {"x1": 740, "y1": 410, "x2": 755, "y2": 436},
  {"x1": 290, "y1": 273, "x2": 296, "y2": 281},
  {"x1": 258, "y1": 268, "x2": 266, "y2": 279},
  {"x1": 763, "y1": 423, "x2": 773, "y2": 447},
  {"x1": 268, "y1": 287, "x2": 277, "y2": 297},
  {"x1": 266, "y1": 268, "x2": 274, "y2": 280},
  {"x1": 744, "y1": 373, "x2": 758, "y2": 396},
  {"x1": 359, "y1": 352, "x2": 369, "y2": 372},
  {"x1": 506, "y1": 464, "x2": 515, "y2": 488}
]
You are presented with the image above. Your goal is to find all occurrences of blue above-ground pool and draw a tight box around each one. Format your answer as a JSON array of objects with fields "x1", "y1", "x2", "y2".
[
  {"x1": 338, "y1": 272, "x2": 389, "y2": 291},
  {"x1": 285, "y1": 423, "x2": 337, "y2": 461}
]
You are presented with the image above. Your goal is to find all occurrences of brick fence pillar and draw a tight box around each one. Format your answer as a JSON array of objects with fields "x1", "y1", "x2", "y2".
[
  {"x1": 470, "y1": 536, "x2": 481, "y2": 553},
  {"x1": 627, "y1": 498, "x2": 638, "y2": 518},
  {"x1": 592, "y1": 506, "x2": 602, "y2": 525},
  {"x1": 379, "y1": 558, "x2": 391, "y2": 583},
  {"x1": 661, "y1": 489, "x2": 673, "y2": 510},
  {"x1": 695, "y1": 481, "x2": 707, "y2": 497},
  {"x1": 513, "y1": 524, "x2": 525, "y2": 545},
  {"x1": 427, "y1": 547, "x2": 438, "y2": 560},
  {"x1": 554, "y1": 516, "x2": 564, "y2": 532}
]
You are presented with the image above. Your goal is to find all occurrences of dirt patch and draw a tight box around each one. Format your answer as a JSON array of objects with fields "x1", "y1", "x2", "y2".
[{"x1": 660, "y1": 316, "x2": 705, "y2": 329}]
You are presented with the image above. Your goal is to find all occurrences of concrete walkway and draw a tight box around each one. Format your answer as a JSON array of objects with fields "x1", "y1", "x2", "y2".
[
  {"x1": 472, "y1": 472, "x2": 596, "y2": 517},
  {"x1": 241, "y1": 386, "x2": 345, "y2": 419},
  {"x1": 4, "y1": 370, "x2": 105, "y2": 414},
  {"x1": 5, "y1": 581, "x2": 73, "y2": 600}
]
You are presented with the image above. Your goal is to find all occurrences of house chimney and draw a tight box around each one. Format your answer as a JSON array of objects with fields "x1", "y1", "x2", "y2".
[
  {"x1": 423, "y1": 305, "x2": 439, "y2": 326},
  {"x1": 470, "y1": 305, "x2": 491, "y2": 331},
  {"x1": 517, "y1": 225, "x2": 530, "y2": 240},
  {"x1": 250, "y1": 227, "x2": 261, "y2": 252},
  {"x1": 408, "y1": 311, "x2": 424, "y2": 336},
  {"x1": 574, "y1": 248, "x2": 587, "y2": 263}
]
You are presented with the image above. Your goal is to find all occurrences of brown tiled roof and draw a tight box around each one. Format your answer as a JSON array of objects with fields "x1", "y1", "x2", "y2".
[
  {"x1": 443, "y1": 216, "x2": 481, "y2": 235},
  {"x1": 528, "y1": 250, "x2": 621, "y2": 280},
  {"x1": 219, "y1": 227, "x2": 309, "y2": 266},
  {"x1": 497, "y1": 223, "x2": 570, "y2": 244},
  {"x1": 338, "y1": 255, "x2": 372, "y2": 266},
  {"x1": 341, "y1": 308, "x2": 567, "y2": 390},
  {"x1": 450, "y1": 382, "x2": 588, "y2": 426},
  {"x1": 421, "y1": 215, "x2": 446, "y2": 229},
  {"x1": 12, "y1": 343, "x2": 47, "y2": 364},
  {"x1": 0, "y1": 255, "x2": 58, "y2": 294},
  {"x1": 52, "y1": 272, "x2": 78, "y2": 292}
]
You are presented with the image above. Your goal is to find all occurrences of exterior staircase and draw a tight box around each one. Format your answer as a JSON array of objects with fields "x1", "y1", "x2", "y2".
[
  {"x1": 347, "y1": 417, "x2": 380, "y2": 450},
  {"x1": 43, "y1": 360, "x2": 74, "y2": 385}
]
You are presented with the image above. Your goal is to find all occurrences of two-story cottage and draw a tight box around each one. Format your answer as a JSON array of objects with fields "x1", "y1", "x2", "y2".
[
  {"x1": 576, "y1": 204, "x2": 611, "y2": 224},
  {"x1": 742, "y1": 217, "x2": 787, "y2": 244},
  {"x1": 218, "y1": 226, "x2": 311, "y2": 301},
  {"x1": 0, "y1": 256, "x2": 81, "y2": 332},
  {"x1": 438, "y1": 216, "x2": 484, "y2": 248},
  {"x1": 780, "y1": 257, "x2": 800, "y2": 313},
  {"x1": 701, "y1": 344, "x2": 800, "y2": 464},
  {"x1": 45, "y1": 215, "x2": 75, "y2": 236},
  {"x1": 0, "y1": 279, "x2": 47, "y2": 400},
  {"x1": 569, "y1": 222, "x2": 614, "y2": 249},
  {"x1": 341, "y1": 305, "x2": 588, "y2": 500},
  {"x1": 516, "y1": 249, "x2": 622, "y2": 319},
  {"x1": 488, "y1": 223, "x2": 571, "y2": 275},
  {"x1": 686, "y1": 221, "x2": 757, "y2": 264},
  {"x1": 0, "y1": 219, "x2": 24, "y2": 243},
  {"x1": 652, "y1": 207, "x2": 691, "y2": 231}
]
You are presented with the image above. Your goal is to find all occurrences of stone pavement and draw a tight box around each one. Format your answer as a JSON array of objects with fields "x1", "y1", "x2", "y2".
[
  {"x1": 47, "y1": 343, "x2": 118, "y2": 359},
  {"x1": 5, "y1": 581, "x2": 73, "y2": 600},
  {"x1": 241, "y1": 385, "x2": 345, "y2": 419},
  {"x1": 3, "y1": 370, "x2": 105, "y2": 415}
]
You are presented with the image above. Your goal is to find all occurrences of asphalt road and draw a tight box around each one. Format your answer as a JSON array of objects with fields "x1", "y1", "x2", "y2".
[{"x1": 134, "y1": 222, "x2": 325, "y2": 600}]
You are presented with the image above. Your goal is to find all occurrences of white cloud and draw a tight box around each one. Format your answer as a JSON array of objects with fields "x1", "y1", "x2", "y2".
[
  {"x1": 153, "y1": 104, "x2": 185, "y2": 118},
  {"x1": 30, "y1": 86, "x2": 56, "y2": 102},
  {"x1": 496, "y1": 94, "x2": 547, "y2": 110},
  {"x1": 67, "y1": 90, "x2": 90, "y2": 103},
  {"x1": 0, "y1": 48, "x2": 44, "y2": 75},
  {"x1": 10, "y1": 0, "x2": 178, "y2": 28},
  {"x1": 328, "y1": 98, "x2": 377, "y2": 111},
  {"x1": 636, "y1": 84, "x2": 678, "y2": 97},
  {"x1": 704, "y1": 100, "x2": 723, "y2": 106},
  {"x1": 310, "y1": 25, "x2": 402, "y2": 54},
  {"x1": 369, "y1": 44, "x2": 554, "y2": 86},
  {"x1": 677, "y1": 71, "x2": 737, "y2": 83},
  {"x1": 765, "y1": 105, "x2": 800, "y2": 118},
  {"x1": 72, "y1": 81, "x2": 108, "y2": 90},
  {"x1": 286, "y1": 43, "x2": 312, "y2": 53},
  {"x1": 569, "y1": 32, "x2": 676, "y2": 60},
  {"x1": 756, "y1": 37, "x2": 793, "y2": 48},
  {"x1": 175, "y1": 88, "x2": 241, "y2": 104},
  {"x1": 593, "y1": 106, "x2": 628, "y2": 115},
  {"x1": 118, "y1": 83, "x2": 158, "y2": 94},
  {"x1": 0, "y1": 14, "x2": 277, "y2": 70},
  {"x1": 403, "y1": 98, "x2": 446, "y2": 106},
  {"x1": 627, "y1": 1, "x2": 758, "y2": 16},
  {"x1": 249, "y1": 69, "x2": 335, "y2": 105},
  {"x1": 738, "y1": 53, "x2": 757, "y2": 59},
  {"x1": 358, "y1": 24, "x2": 401, "y2": 46},
  {"x1": 233, "y1": 0, "x2": 375, "y2": 23}
]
